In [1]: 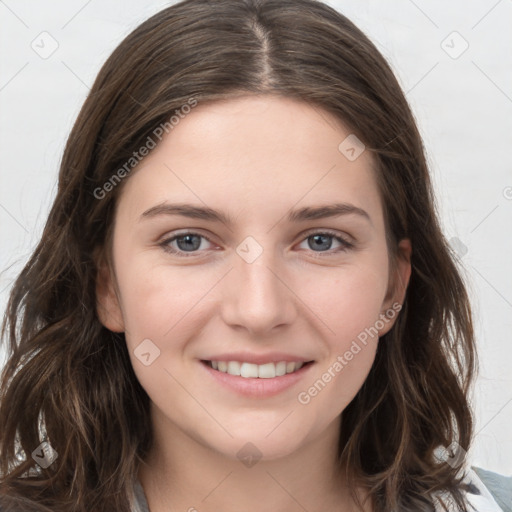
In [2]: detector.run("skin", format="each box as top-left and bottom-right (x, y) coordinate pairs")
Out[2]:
(96, 95), (411, 512)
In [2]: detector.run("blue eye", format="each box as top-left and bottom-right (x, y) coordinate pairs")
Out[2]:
(160, 230), (353, 257)
(298, 232), (353, 253)
(161, 233), (214, 255)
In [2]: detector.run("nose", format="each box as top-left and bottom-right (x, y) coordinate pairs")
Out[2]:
(220, 244), (297, 336)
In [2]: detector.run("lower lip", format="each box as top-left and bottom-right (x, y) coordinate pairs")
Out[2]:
(199, 360), (315, 398)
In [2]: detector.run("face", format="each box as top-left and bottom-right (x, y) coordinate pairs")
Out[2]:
(96, 95), (411, 462)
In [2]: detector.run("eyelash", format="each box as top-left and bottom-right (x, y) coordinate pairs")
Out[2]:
(159, 229), (354, 258)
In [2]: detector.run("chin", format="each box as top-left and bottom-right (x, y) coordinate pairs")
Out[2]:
(206, 427), (310, 463)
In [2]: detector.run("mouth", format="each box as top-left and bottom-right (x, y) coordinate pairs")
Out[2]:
(201, 359), (315, 378)
(199, 358), (316, 398)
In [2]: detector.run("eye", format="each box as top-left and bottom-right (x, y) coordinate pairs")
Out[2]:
(296, 230), (353, 255)
(160, 232), (216, 257)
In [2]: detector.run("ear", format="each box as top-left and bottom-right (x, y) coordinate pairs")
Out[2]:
(95, 251), (125, 333)
(378, 238), (412, 337)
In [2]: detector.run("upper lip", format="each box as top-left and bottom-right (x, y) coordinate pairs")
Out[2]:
(201, 352), (315, 365)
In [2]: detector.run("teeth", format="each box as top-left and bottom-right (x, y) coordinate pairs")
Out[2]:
(241, 362), (259, 378)
(209, 360), (307, 378)
(227, 361), (241, 376)
(275, 361), (287, 376)
(257, 362), (275, 378)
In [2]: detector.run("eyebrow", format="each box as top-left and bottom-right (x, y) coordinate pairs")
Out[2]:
(140, 202), (371, 225)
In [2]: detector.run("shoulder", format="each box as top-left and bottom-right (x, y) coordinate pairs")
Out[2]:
(438, 466), (511, 512)
(470, 466), (512, 512)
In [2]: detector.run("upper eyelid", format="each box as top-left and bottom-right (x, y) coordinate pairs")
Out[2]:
(160, 229), (215, 244)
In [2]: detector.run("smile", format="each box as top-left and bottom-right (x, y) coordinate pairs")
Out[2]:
(203, 360), (314, 378)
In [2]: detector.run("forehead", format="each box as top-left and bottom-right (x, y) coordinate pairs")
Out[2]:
(117, 95), (383, 228)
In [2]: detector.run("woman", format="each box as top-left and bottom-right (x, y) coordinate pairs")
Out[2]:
(0, 0), (508, 510)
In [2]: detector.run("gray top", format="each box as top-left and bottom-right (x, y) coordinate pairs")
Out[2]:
(473, 467), (512, 512)
(132, 466), (511, 512)
(133, 479), (150, 512)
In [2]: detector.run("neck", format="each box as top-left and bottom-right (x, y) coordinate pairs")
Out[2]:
(138, 410), (370, 512)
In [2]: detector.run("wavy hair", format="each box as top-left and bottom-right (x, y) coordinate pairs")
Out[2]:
(0, 0), (476, 510)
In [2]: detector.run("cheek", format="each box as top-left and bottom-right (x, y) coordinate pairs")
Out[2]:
(301, 254), (390, 342)
(114, 262), (214, 407)
(296, 291), (382, 422)
(116, 260), (210, 347)
(295, 256), (389, 412)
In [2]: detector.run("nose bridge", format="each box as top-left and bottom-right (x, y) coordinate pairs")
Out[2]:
(221, 235), (296, 333)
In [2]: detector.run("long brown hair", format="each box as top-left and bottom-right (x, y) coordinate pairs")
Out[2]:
(0, 0), (476, 510)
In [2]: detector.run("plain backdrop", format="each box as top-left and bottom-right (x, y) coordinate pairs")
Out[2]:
(1, 0), (511, 476)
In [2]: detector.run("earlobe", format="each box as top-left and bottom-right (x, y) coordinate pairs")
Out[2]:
(378, 238), (412, 337)
(95, 256), (125, 333)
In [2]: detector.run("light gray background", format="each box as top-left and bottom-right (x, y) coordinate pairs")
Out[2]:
(1, 0), (511, 475)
